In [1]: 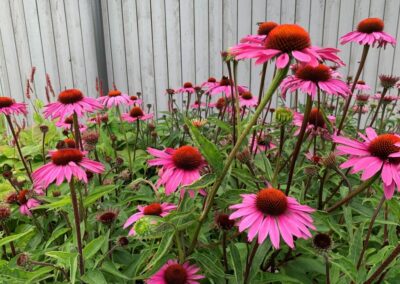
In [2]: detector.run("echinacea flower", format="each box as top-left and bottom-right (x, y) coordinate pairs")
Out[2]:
(239, 21), (279, 44)
(250, 135), (276, 154)
(379, 75), (399, 89)
(147, 146), (206, 195)
(293, 108), (335, 136)
(209, 97), (228, 111)
(121, 106), (153, 122)
(123, 202), (176, 236)
(333, 128), (400, 199)
(239, 91), (258, 107)
(206, 76), (248, 97)
(229, 188), (315, 248)
(32, 148), (105, 188)
(55, 115), (87, 132)
(96, 209), (119, 225)
(230, 24), (344, 68)
(0, 97), (27, 116)
(43, 89), (102, 121)
(16, 190), (40, 216)
(352, 105), (368, 114)
(340, 18), (396, 47)
(97, 89), (131, 108)
(190, 100), (207, 109)
(373, 93), (399, 104)
(175, 82), (196, 94)
(201, 77), (218, 89)
(127, 95), (143, 106)
(354, 80), (371, 91)
(280, 64), (350, 99)
(146, 259), (204, 284)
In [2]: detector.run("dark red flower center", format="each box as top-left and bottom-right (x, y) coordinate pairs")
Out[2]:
(172, 145), (203, 170)
(296, 64), (331, 82)
(0, 97), (14, 108)
(108, 90), (121, 97)
(219, 76), (232, 86)
(17, 190), (29, 205)
(130, 95), (138, 101)
(308, 108), (325, 128)
(64, 115), (74, 124)
(130, 106), (144, 118)
(313, 233), (332, 250)
(216, 98), (226, 110)
(208, 77), (216, 83)
(356, 94), (369, 102)
(265, 24), (311, 53)
(256, 188), (288, 216)
(357, 18), (384, 34)
(368, 134), (400, 164)
(64, 138), (76, 148)
(143, 203), (162, 216)
(183, 82), (193, 88)
(357, 80), (366, 85)
(97, 211), (118, 224)
(164, 264), (188, 284)
(217, 213), (235, 230)
(51, 149), (83, 165)
(58, 89), (83, 104)
(258, 21), (278, 36)
(241, 91), (253, 100)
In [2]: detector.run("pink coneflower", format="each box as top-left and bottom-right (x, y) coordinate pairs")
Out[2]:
(229, 188), (315, 248)
(250, 136), (276, 154)
(239, 21), (279, 44)
(333, 128), (400, 199)
(43, 89), (102, 121)
(340, 18), (396, 47)
(206, 76), (248, 97)
(127, 95), (143, 106)
(293, 108), (335, 136)
(0, 97), (27, 116)
(352, 105), (368, 114)
(354, 80), (371, 91)
(373, 93), (398, 103)
(239, 91), (258, 107)
(32, 148), (105, 188)
(201, 77), (218, 89)
(147, 146), (206, 195)
(175, 82), (196, 94)
(230, 24), (344, 68)
(190, 100), (207, 109)
(121, 106), (153, 122)
(123, 202), (176, 236)
(209, 97), (228, 110)
(146, 259), (204, 284)
(97, 89), (131, 108)
(356, 94), (370, 103)
(55, 115), (87, 132)
(280, 64), (350, 99)
(87, 113), (108, 125)
(17, 190), (40, 216)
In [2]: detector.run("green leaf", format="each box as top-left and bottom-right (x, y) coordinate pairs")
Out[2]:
(0, 228), (34, 247)
(191, 252), (226, 279)
(83, 235), (106, 260)
(82, 270), (108, 284)
(256, 273), (303, 283)
(101, 261), (131, 280)
(229, 244), (244, 284)
(182, 173), (216, 190)
(144, 233), (174, 271)
(84, 185), (115, 207)
(34, 197), (71, 210)
(184, 117), (224, 174)
(45, 227), (71, 249)
(45, 251), (77, 264)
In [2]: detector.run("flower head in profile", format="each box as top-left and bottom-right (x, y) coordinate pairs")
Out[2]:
(97, 89), (131, 108)
(379, 75), (400, 89)
(373, 93), (399, 104)
(44, 89), (102, 121)
(333, 128), (400, 199)
(250, 134), (276, 154)
(175, 82), (196, 94)
(146, 259), (204, 284)
(0, 97), (27, 116)
(352, 105), (368, 114)
(293, 108), (335, 136)
(239, 91), (258, 107)
(127, 95), (143, 106)
(121, 106), (153, 122)
(340, 18), (396, 47)
(239, 21), (279, 44)
(230, 24), (344, 68)
(229, 188), (315, 248)
(16, 190), (40, 216)
(123, 202), (176, 236)
(201, 77), (218, 89)
(280, 64), (350, 99)
(32, 148), (105, 188)
(147, 146), (206, 196)
(55, 115), (87, 132)
(354, 80), (371, 91)
(206, 76), (248, 97)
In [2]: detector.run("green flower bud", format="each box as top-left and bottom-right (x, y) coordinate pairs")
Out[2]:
(275, 107), (293, 124)
(133, 216), (159, 237)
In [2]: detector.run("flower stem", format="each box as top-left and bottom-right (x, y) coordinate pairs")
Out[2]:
(69, 179), (85, 276)
(356, 195), (385, 270)
(378, 103), (388, 133)
(285, 95), (313, 195)
(1, 221), (16, 256)
(133, 120), (140, 161)
(72, 112), (83, 150)
(244, 242), (259, 284)
(369, 87), (388, 128)
(188, 66), (288, 254)
(227, 61), (237, 145)
(116, 106), (133, 172)
(326, 174), (378, 213)
(42, 131), (46, 165)
(5, 115), (32, 182)
(325, 254), (331, 284)
(222, 231), (229, 276)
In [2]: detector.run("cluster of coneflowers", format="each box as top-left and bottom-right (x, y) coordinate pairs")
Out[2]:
(0, 17), (399, 283)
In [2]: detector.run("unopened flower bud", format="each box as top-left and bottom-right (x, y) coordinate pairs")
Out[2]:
(275, 107), (293, 124)
(322, 153), (336, 168)
(39, 125), (49, 134)
(216, 213), (235, 230)
(52, 190), (61, 197)
(96, 209), (119, 225)
(236, 149), (252, 164)
(304, 165), (318, 176)
(313, 233), (332, 251)
(17, 253), (30, 267)
(0, 203), (11, 220)
(117, 236), (129, 247)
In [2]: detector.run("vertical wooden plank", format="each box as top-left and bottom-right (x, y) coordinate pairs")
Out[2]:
(209, 0), (223, 80)
(50, 0), (73, 89)
(322, 0), (341, 48)
(236, 0), (252, 89)
(337, 0), (355, 77)
(37, 0), (61, 94)
(194, 0), (209, 84)
(79, 0), (99, 97)
(136, 0), (156, 109)
(222, 0), (238, 74)
(151, 0), (168, 112)
(0, 0), (24, 101)
(281, 0), (296, 24)
(0, 32), (11, 97)
(295, 0), (311, 31)
(180, 0), (195, 84)
(107, 0), (128, 92)
(309, 0), (326, 46)
(391, 5), (400, 78)
(266, 0), (281, 23)
(100, 0), (114, 90)
(22, 0), (46, 98)
(122, 0), (142, 95)
(64, 0), (88, 94)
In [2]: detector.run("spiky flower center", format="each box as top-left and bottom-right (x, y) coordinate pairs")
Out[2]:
(368, 134), (400, 164)
(58, 89), (83, 104)
(17, 190), (29, 205)
(143, 203), (162, 216)
(108, 90), (121, 97)
(356, 94), (369, 102)
(217, 213), (235, 230)
(313, 233), (332, 250)
(130, 106), (144, 118)
(258, 21), (278, 36)
(0, 97), (14, 108)
(63, 138), (76, 148)
(97, 210), (118, 224)
(208, 77), (216, 83)
(216, 98), (226, 110)
(183, 82), (193, 88)
(256, 188), (288, 216)
(308, 108), (325, 128)
(265, 24), (311, 53)
(241, 91), (253, 100)
(164, 264), (188, 284)
(172, 145), (203, 170)
(130, 95), (138, 101)
(296, 64), (331, 82)
(219, 76), (232, 86)
(51, 149), (83, 165)
(357, 80), (366, 85)
(357, 18), (384, 34)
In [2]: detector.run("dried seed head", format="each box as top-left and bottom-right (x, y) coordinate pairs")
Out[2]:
(379, 75), (399, 89)
(0, 203), (11, 220)
(236, 148), (252, 164)
(216, 213), (235, 230)
(322, 152), (337, 168)
(313, 233), (332, 251)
